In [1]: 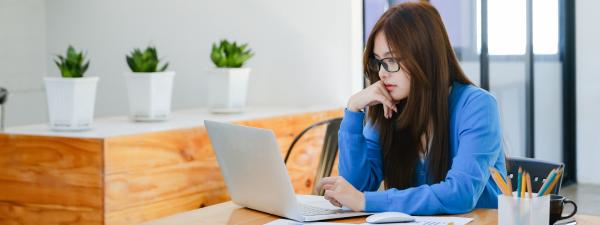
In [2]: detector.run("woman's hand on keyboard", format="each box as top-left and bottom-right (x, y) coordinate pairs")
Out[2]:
(316, 176), (365, 212)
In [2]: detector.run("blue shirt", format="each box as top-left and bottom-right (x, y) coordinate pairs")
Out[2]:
(338, 81), (506, 215)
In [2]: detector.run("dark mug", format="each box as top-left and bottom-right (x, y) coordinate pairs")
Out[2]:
(549, 194), (577, 225)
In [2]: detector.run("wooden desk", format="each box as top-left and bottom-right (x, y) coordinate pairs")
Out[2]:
(0, 106), (343, 225)
(141, 201), (600, 225)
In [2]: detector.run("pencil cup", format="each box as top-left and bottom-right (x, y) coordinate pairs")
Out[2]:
(498, 194), (550, 225)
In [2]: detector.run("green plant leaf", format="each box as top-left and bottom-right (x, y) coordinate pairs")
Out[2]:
(159, 62), (169, 72)
(210, 39), (253, 68)
(126, 46), (167, 73)
(81, 61), (90, 75)
(54, 46), (89, 78)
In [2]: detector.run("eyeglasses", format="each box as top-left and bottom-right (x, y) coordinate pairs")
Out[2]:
(368, 56), (401, 73)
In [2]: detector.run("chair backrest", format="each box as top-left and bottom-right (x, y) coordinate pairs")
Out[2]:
(506, 157), (564, 195)
(0, 87), (7, 104)
(0, 87), (7, 131)
(284, 117), (342, 195)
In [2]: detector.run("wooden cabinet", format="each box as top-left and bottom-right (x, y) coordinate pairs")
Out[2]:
(0, 108), (343, 225)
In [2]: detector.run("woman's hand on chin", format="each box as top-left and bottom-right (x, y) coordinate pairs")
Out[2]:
(347, 80), (397, 119)
(316, 176), (365, 212)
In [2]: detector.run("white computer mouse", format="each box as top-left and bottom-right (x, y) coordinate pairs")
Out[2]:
(365, 211), (415, 224)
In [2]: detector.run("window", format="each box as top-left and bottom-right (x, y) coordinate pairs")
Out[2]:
(476, 0), (559, 55)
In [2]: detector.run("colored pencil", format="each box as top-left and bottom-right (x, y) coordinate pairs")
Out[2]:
(517, 167), (523, 196)
(538, 169), (557, 196)
(538, 169), (554, 193)
(520, 171), (526, 198)
(526, 172), (533, 198)
(490, 170), (506, 195)
(543, 169), (563, 195)
(541, 169), (554, 187)
(489, 167), (509, 196)
(506, 173), (513, 196)
(525, 173), (533, 198)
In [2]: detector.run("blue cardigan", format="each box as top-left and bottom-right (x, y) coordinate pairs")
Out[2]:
(338, 81), (506, 215)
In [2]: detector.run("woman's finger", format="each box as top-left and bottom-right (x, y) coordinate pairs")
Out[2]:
(374, 93), (396, 110)
(326, 198), (342, 207)
(382, 97), (390, 118)
(374, 95), (397, 114)
(376, 82), (394, 103)
(324, 194), (341, 207)
(371, 93), (390, 118)
(330, 199), (342, 208)
(324, 195), (333, 201)
(376, 84), (397, 114)
(322, 184), (335, 191)
(316, 177), (337, 192)
(324, 190), (342, 207)
(382, 100), (389, 118)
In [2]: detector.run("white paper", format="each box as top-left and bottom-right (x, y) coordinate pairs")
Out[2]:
(359, 216), (473, 225)
(264, 219), (351, 225)
(265, 216), (473, 225)
(413, 216), (473, 225)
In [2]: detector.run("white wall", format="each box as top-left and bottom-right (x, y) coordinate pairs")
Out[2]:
(0, 0), (48, 126)
(576, 0), (600, 184)
(1, 0), (363, 127)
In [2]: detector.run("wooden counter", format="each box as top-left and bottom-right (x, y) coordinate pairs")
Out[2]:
(0, 106), (343, 225)
(141, 201), (600, 225)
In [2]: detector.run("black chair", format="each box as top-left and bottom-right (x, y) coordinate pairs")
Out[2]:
(506, 157), (564, 195)
(284, 117), (342, 195)
(0, 87), (7, 131)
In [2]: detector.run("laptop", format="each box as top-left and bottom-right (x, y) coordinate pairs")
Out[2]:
(204, 120), (370, 222)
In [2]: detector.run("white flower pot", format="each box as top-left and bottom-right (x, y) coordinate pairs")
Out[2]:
(44, 77), (99, 131)
(208, 68), (251, 114)
(125, 71), (175, 121)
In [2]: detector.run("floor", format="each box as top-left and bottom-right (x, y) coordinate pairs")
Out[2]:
(560, 183), (600, 216)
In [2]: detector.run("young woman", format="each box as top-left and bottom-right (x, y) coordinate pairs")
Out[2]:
(316, 2), (506, 215)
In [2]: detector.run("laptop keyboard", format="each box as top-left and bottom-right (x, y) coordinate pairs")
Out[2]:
(299, 203), (341, 216)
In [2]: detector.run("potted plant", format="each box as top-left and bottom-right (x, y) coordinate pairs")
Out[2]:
(44, 45), (98, 131)
(125, 46), (174, 121)
(208, 39), (254, 113)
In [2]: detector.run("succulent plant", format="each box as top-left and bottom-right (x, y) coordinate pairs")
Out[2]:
(126, 46), (169, 73)
(210, 39), (254, 68)
(54, 45), (90, 78)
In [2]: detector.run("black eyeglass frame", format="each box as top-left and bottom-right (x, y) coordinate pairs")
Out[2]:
(368, 56), (401, 73)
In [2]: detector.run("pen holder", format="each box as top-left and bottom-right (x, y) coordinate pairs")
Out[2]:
(498, 194), (550, 225)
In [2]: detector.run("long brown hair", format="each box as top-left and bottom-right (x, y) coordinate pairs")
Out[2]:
(363, 2), (473, 189)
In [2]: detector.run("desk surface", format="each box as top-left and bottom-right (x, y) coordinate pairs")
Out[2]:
(141, 201), (600, 225)
(3, 105), (340, 138)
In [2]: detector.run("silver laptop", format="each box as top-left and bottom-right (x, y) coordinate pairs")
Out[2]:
(204, 120), (370, 222)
